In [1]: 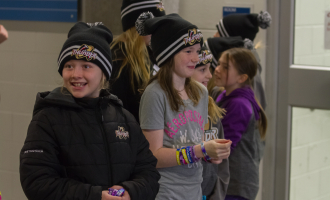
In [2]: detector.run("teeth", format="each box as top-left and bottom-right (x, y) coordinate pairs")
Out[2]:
(73, 83), (84, 87)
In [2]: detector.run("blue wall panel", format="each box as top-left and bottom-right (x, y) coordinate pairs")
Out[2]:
(0, 0), (77, 22)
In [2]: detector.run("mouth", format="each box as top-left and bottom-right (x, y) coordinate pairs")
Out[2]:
(187, 66), (195, 69)
(202, 81), (209, 86)
(71, 82), (87, 89)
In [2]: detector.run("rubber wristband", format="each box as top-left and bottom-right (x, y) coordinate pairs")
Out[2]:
(182, 148), (189, 164)
(176, 148), (181, 165)
(186, 146), (193, 163)
(203, 156), (212, 163)
(201, 142), (211, 160)
(180, 153), (186, 165)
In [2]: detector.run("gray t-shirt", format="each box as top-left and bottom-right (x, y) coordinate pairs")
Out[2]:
(140, 80), (208, 200)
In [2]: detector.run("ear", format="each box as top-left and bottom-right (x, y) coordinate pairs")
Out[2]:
(238, 74), (248, 84)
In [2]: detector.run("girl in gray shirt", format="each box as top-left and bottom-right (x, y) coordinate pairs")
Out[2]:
(136, 13), (232, 200)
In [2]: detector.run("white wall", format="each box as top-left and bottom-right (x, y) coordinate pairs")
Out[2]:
(290, 108), (330, 200)
(294, 0), (330, 67)
(0, 28), (67, 200)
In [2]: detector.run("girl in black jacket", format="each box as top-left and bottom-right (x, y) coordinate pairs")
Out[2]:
(19, 22), (160, 200)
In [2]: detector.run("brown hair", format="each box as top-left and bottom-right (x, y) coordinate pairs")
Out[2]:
(222, 48), (267, 139)
(208, 96), (226, 123)
(111, 27), (150, 93)
(144, 58), (203, 112)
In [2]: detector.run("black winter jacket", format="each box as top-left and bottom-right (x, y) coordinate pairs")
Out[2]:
(20, 87), (160, 200)
(110, 43), (143, 123)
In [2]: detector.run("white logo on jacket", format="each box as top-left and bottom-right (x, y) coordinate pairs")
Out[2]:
(115, 126), (129, 139)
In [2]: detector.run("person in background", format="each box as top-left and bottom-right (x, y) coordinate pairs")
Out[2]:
(192, 46), (229, 200)
(204, 36), (251, 95)
(0, 24), (8, 44)
(213, 48), (268, 200)
(110, 0), (166, 123)
(137, 12), (232, 200)
(19, 22), (160, 200)
(205, 36), (254, 98)
(213, 11), (271, 110)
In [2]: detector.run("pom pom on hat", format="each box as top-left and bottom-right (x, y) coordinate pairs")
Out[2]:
(121, 0), (165, 32)
(135, 12), (154, 36)
(243, 38), (254, 50)
(216, 10), (272, 41)
(258, 11), (272, 29)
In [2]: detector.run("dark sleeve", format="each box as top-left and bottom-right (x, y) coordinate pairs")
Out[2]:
(222, 99), (252, 151)
(110, 60), (141, 123)
(20, 113), (102, 200)
(119, 128), (160, 200)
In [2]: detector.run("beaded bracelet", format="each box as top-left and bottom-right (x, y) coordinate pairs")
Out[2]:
(201, 142), (211, 160)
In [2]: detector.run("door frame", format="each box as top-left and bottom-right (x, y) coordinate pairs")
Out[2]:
(263, 0), (330, 199)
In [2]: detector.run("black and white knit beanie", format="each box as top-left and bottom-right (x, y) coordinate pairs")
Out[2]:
(195, 46), (213, 68)
(135, 13), (203, 67)
(121, 0), (166, 32)
(205, 37), (254, 68)
(57, 22), (113, 80)
(216, 11), (272, 41)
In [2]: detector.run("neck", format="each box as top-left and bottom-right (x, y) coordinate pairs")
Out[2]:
(225, 84), (243, 96)
(172, 72), (186, 91)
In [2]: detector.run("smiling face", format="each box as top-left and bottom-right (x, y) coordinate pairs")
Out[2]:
(173, 43), (201, 79)
(192, 63), (212, 87)
(214, 53), (244, 94)
(62, 60), (104, 98)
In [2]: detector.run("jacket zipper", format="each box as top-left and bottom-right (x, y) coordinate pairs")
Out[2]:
(96, 104), (113, 187)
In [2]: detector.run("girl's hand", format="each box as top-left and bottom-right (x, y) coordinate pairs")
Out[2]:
(102, 185), (131, 200)
(204, 139), (232, 160)
(210, 158), (223, 164)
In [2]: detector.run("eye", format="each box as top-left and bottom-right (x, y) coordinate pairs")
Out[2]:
(83, 65), (90, 69)
(186, 50), (191, 53)
(64, 65), (73, 69)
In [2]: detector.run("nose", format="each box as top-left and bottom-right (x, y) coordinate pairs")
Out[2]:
(192, 53), (200, 64)
(72, 66), (83, 78)
(206, 69), (212, 79)
(214, 65), (221, 75)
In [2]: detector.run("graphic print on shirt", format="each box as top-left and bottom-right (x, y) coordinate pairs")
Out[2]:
(165, 110), (204, 139)
(204, 115), (218, 142)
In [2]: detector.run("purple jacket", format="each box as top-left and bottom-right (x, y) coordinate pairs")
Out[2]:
(216, 86), (261, 151)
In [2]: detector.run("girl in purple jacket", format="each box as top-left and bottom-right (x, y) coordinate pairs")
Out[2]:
(213, 48), (267, 200)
